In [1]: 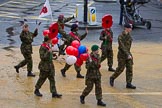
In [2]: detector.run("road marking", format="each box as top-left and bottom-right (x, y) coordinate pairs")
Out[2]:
(0, 0), (41, 19)
(0, 14), (20, 19)
(0, 0), (12, 7)
(0, 0), (93, 21)
(63, 92), (162, 95)
(0, 11), (19, 15)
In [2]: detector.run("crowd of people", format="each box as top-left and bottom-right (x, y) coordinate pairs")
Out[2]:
(14, 12), (136, 107)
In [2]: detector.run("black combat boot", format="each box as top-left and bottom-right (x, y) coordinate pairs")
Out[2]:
(52, 93), (62, 98)
(34, 89), (43, 97)
(14, 66), (19, 73)
(27, 71), (35, 77)
(108, 67), (115, 72)
(97, 99), (106, 107)
(126, 83), (136, 89)
(110, 77), (114, 87)
(61, 69), (66, 77)
(76, 71), (84, 78)
(80, 95), (85, 104)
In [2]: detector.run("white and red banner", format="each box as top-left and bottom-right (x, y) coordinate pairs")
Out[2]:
(39, 0), (52, 18)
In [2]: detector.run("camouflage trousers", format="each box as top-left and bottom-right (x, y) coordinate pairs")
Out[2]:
(35, 70), (57, 93)
(111, 58), (133, 83)
(63, 63), (81, 73)
(17, 53), (33, 72)
(100, 49), (113, 67)
(81, 78), (102, 100)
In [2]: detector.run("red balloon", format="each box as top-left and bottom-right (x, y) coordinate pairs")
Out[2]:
(73, 47), (79, 57)
(52, 37), (58, 45)
(49, 22), (58, 39)
(75, 58), (83, 67)
(43, 29), (50, 36)
(80, 53), (89, 61)
(102, 14), (113, 29)
(66, 46), (75, 55)
(71, 40), (80, 48)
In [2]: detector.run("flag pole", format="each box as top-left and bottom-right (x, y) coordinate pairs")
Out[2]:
(49, 0), (53, 22)
(51, 12), (53, 22)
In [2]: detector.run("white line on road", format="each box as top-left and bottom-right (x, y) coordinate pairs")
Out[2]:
(0, 1), (12, 7)
(63, 92), (162, 95)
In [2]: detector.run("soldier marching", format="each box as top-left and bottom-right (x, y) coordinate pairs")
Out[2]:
(13, 14), (136, 107)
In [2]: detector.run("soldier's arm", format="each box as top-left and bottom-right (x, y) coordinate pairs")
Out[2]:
(110, 29), (113, 38)
(64, 16), (74, 23)
(99, 31), (106, 40)
(118, 36), (130, 56)
(39, 47), (50, 61)
(32, 28), (38, 38)
(79, 32), (87, 40)
(79, 27), (88, 40)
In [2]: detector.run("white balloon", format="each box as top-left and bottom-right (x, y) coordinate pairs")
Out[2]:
(52, 45), (59, 52)
(65, 55), (77, 65)
(58, 39), (64, 45)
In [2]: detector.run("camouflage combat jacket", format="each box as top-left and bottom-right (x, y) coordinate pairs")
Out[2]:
(57, 16), (74, 38)
(38, 43), (55, 73)
(85, 52), (101, 79)
(118, 31), (132, 59)
(100, 29), (113, 50)
(63, 31), (87, 46)
(20, 29), (38, 54)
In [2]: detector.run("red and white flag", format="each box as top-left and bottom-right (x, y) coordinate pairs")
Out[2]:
(39, 0), (52, 18)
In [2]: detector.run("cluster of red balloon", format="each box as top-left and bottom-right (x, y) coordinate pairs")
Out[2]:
(65, 40), (89, 66)
(42, 23), (59, 45)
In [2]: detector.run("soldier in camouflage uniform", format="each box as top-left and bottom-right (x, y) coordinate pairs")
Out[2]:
(80, 45), (106, 107)
(61, 24), (88, 78)
(100, 28), (115, 72)
(14, 24), (38, 77)
(34, 36), (62, 98)
(110, 24), (136, 89)
(57, 14), (74, 55)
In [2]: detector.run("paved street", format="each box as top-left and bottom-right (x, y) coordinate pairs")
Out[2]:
(0, 0), (162, 108)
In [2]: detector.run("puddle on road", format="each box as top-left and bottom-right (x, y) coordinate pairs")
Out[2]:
(2, 46), (15, 51)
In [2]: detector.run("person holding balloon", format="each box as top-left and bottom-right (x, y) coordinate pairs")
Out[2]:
(100, 15), (115, 72)
(61, 23), (88, 78)
(14, 24), (38, 77)
(34, 36), (62, 98)
(57, 14), (75, 55)
(80, 45), (106, 107)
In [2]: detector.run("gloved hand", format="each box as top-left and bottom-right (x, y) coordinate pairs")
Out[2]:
(72, 15), (75, 19)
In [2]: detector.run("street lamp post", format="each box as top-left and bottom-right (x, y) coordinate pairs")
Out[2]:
(84, 0), (88, 23)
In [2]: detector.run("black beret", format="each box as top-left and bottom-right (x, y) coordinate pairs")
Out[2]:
(71, 24), (78, 31)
